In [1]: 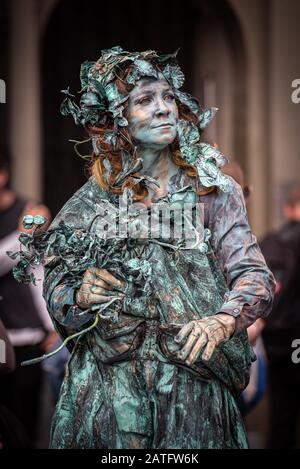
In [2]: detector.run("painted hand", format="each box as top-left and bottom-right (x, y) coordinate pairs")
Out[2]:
(75, 267), (125, 309)
(174, 313), (236, 365)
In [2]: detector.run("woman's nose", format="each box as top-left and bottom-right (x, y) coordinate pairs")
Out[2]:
(154, 98), (170, 116)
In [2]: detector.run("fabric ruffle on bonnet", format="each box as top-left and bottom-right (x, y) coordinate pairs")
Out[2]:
(60, 45), (234, 194)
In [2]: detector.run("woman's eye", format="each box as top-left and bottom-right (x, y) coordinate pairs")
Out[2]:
(165, 94), (175, 101)
(138, 97), (152, 105)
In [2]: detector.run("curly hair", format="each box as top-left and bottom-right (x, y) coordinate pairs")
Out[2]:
(85, 64), (214, 201)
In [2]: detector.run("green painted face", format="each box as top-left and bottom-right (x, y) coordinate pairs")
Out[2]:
(127, 74), (179, 149)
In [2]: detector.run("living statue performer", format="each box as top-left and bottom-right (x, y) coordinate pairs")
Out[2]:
(11, 46), (276, 449)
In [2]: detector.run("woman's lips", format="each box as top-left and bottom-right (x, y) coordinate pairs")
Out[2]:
(152, 123), (173, 128)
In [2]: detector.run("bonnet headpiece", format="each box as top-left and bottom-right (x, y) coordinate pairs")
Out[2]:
(61, 46), (233, 193)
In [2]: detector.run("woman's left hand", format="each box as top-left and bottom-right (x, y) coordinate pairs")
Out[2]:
(174, 313), (236, 365)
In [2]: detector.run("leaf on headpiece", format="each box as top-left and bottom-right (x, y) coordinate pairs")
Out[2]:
(105, 82), (119, 103)
(199, 107), (218, 130)
(82, 108), (103, 126)
(61, 85), (104, 125)
(61, 95), (102, 126)
(177, 120), (200, 145)
(139, 49), (158, 60)
(89, 79), (107, 102)
(157, 48), (180, 64)
(176, 120), (200, 165)
(174, 90), (202, 119)
(61, 87), (75, 98)
(117, 116), (128, 127)
(102, 46), (125, 58)
(133, 59), (158, 79)
(80, 92), (103, 109)
(80, 61), (96, 89)
(126, 68), (142, 85)
(105, 83), (129, 120)
(60, 97), (80, 122)
(162, 63), (185, 89)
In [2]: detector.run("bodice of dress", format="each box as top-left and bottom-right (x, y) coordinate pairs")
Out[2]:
(43, 170), (275, 396)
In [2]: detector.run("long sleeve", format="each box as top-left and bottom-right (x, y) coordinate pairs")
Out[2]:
(43, 260), (90, 333)
(0, 231), (20, 277)
(29, 265), (54, 331)
(42, 178), (104, 340)
(206, 177), (276, 335)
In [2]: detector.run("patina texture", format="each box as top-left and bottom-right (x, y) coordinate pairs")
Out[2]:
(9, 46), (276, 449)
(41, 169), (275, 449)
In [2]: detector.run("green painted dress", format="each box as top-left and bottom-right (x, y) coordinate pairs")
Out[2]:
(43, 170), (275, 449)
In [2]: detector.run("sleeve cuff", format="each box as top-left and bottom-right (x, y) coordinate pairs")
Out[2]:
(51, 286), (93, 330)
(215, 303), (244, 337)
(216, 303), (243, 318)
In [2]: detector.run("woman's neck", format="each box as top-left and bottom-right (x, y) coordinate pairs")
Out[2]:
(137, 145), (180, 203)
(138, 146), (170, 177)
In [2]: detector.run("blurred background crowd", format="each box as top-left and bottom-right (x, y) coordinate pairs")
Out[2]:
(0, 0), (300, 449)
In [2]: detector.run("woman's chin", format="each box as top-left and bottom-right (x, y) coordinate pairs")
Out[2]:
(151, 135), (176, 147)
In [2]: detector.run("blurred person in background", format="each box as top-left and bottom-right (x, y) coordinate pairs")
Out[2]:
(0, 319), (30, 448)
(0, 148), (58, 447)
(0, 319), (15, 375)
(260, 183), (300, 449)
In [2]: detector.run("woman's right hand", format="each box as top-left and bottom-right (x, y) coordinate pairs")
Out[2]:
(75, 267), (125, 309)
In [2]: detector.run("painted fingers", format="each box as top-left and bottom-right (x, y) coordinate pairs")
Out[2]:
(174, 315), (236, 365)
(76, 267), (125, 309)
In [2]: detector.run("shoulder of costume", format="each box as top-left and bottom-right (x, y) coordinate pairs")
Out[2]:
(201, 174), (245, 209)
(48, 176), (111, 231)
